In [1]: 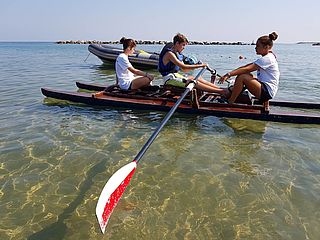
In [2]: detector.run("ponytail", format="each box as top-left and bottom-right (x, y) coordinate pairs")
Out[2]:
(119, 37), (136, 50)
(269, 32), (278, 41)
(258, 32), (278, 47)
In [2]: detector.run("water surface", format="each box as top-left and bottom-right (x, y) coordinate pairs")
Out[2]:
(0, 42), (320, 239)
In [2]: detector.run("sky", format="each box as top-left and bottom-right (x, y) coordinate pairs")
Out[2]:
(1, 0), (319, 43)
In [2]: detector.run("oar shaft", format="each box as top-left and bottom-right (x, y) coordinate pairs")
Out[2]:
(95, 67), (208, 234)
(134, 67), (207, 163)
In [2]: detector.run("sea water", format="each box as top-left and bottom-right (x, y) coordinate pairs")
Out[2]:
(0, 42), (320, 239)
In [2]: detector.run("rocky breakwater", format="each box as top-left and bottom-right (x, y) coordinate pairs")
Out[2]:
(56, 40), (115, 44)
(56, 40), (253, 45)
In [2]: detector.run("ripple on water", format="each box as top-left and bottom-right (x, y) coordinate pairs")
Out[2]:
(1, 43), (320, 239)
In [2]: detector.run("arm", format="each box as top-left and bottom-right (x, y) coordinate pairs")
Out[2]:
(219, 63), (259, 83)
(166, 51), (206, 72)
(128, 66), (154, 81)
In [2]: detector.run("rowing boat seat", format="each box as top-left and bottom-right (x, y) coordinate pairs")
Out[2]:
(162, 84), (186, 95)
(234, 90), (254, 105)
(252, 98), (270, 113)
(104, 84), (119, 92)
(262, 100), (270, 113)
(98, 84), (161, 98)
(103, 84), (159, 93)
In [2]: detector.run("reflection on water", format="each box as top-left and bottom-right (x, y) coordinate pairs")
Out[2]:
(1, 43), (320, 239)
(223, 118), (267, 134)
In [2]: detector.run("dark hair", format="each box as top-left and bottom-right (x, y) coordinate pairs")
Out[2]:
(119, 37), (136, 50)
(173, 33), (189, 44)
(257, 32), (278, 47)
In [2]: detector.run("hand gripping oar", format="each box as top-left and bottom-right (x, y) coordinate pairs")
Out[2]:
(207, 67), (233, 86)
(96, 67), (208, 234)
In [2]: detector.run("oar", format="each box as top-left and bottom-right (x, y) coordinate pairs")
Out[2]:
(96, 67), (208, 234)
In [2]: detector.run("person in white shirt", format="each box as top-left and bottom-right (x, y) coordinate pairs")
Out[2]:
(219, 32), (280, 103)
(116, 38), (154, 90)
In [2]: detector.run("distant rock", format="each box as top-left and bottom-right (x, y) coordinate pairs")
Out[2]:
(55, 40), (252, 45)
(296, 42), (320, 46)
(297, 42), (318, 45)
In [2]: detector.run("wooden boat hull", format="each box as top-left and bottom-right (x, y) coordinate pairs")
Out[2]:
(88, 44), (158, 69)
(41, 87), (320, 124)
(75, 81), (320, 110)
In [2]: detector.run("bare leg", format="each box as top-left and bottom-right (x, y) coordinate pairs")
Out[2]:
(198, 77), (217, 87)
(196, 81), (226, 94)
(228, 74), (262, 103)
(187, 76), (229, 95)
(131, 76), (151, 90)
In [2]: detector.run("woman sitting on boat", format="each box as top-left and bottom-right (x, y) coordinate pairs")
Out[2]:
(116, 38), (154, 90)
(158, 33), (228, 95)
(219, 32), (280, 104)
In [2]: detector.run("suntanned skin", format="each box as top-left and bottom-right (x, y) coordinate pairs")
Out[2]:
(219, 41), (272, 103)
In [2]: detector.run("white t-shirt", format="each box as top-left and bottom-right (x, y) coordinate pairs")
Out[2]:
(254, 52), (280, 98)
(115, 53), (134, 90)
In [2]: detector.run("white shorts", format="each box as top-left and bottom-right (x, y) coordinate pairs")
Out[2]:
(163, 73), (188, 88)
(118, 79), (132, 90)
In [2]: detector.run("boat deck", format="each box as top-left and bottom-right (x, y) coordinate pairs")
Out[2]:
(41, 83), (320, 124)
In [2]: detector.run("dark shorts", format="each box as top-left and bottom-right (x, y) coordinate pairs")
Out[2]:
(260, 82), (272, 101)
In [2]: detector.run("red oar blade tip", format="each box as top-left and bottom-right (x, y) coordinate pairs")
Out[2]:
(96, 161), (137, 234)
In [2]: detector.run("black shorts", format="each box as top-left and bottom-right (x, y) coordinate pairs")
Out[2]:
(260, 82), (272, 101)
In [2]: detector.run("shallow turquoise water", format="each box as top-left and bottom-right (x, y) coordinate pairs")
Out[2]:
(0, 42), (320, 239)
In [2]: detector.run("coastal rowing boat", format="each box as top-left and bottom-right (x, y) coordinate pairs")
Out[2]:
(41, 82), (320, 124)
(75, 81), (320, 110)
(88, 44), (159, 68)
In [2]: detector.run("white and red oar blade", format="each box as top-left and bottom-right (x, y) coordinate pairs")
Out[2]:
(96, 161), (137, 234)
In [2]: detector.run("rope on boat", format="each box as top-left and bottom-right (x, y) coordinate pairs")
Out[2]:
(83, 52), (91, 62)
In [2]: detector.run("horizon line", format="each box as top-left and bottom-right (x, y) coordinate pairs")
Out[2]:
(1, 40), (318, 45)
